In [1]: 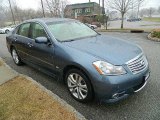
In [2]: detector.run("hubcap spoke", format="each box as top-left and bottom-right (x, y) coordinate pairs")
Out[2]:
(68, 75), (76, 84)
(68, 83), (77, 88)
(79, 84), (87, 89)
(71, 87), (77, 93)
(77, 88), (83, 99)
(79, 87), (88, 93)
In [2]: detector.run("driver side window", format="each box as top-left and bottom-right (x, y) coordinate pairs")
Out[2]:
(30, 23), (47, 39)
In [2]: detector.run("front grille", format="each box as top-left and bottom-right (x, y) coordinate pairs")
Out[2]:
(127, 54), (148, 74)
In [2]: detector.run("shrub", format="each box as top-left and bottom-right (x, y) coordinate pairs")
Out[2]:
(130, 29), (144, 33)
(151, 29), (160, 38)
(95, 15), (103, 23)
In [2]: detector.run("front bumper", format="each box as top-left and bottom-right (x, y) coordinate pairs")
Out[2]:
(91, 66), (150, 103)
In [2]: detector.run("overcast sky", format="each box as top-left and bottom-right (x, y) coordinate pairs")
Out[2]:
(16, 0), (160, 10)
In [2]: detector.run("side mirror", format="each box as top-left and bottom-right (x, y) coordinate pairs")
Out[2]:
(35, 37), (48, 44)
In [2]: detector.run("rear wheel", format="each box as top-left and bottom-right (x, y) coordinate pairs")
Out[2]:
(11, 48), (23, 65)
(65, 69), (93, 103)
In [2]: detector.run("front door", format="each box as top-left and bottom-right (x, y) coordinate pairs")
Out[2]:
(26, 22), (56, 73)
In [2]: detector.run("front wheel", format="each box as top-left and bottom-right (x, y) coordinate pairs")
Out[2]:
(11, 48), (23, 66)
(65, 69), (93, 103)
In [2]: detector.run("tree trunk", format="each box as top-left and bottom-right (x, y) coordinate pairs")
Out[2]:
(121, 13), (124, 29)
(8, 0), (15, 24)
(137, 2), (140, 18)
(41, 0), (45, 18)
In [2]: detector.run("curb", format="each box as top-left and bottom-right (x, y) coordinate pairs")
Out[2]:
(21, 74), (86, 120)
(148, 33), (160, 42)
(96, 29), (150, 33)
(0, 58), (86, 120)
(0, 58), (19, 85)
(0, 57), (18, 75)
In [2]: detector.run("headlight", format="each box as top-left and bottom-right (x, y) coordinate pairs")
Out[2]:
(93, 61), (126, 75)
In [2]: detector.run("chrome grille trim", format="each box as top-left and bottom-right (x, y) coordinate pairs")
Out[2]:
(126, 54), (148, 74)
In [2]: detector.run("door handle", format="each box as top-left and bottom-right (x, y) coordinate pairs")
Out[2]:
(27, 43), (33, 47)
(13, 37), (17, 41)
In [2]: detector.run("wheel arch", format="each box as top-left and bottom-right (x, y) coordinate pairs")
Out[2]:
(63, 64), (95, 95)
(10, 45), (15, 53)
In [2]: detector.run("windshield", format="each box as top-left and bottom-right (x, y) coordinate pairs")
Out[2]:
(47, 21), (98, 42)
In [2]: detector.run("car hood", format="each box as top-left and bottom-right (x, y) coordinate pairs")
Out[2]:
(63, 35), (142, 65)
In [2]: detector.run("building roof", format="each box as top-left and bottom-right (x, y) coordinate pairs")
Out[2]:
(66, 2), (99, 9)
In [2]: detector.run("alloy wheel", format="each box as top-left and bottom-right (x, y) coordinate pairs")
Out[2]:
(67, 73), (88, 100)
(12, 49), (19, 64)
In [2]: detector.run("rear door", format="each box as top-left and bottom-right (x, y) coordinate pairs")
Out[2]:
(14, 22), (31, 61)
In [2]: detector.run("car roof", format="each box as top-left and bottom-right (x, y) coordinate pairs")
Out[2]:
(25, 18), (76, 24)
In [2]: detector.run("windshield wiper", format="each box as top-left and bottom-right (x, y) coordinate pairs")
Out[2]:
(62, 39), (76, 42)
(62, 34), (99, 42)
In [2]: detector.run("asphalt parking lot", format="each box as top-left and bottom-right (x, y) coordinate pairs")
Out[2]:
(108, 20), (160, 29)
(0, 32), (160, 120)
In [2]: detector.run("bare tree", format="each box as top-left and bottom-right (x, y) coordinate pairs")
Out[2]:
(45, 0), (54, 16)
(158, 6), (160, 14)
(8, 0), (15, 24)
(44, 0), (60, 17)
(44, 0), (68, 17)
(147, 7), (156, 17)
(137, 0), (145, 18)
(64, 5), (73, 18)
(41, 0), (45, 17)
(108, 0), (138, 28)
(60, 0), (68, 18)
(10, 0), (24, 22)
(0, 0), (6, 27)
(0, 0), (69, 26)
(139, 8), (147, 17)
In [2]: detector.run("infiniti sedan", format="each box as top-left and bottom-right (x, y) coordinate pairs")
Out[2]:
(6, 18), (150, 103)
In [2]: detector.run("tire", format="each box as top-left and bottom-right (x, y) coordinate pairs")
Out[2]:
(11, 48), (23, 66)
(65, 69), (93, 103)
(91, 26), (94, 29)
(5, 30), (9, 34)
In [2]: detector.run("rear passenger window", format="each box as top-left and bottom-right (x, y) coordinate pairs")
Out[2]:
(18, 23), (30, 37)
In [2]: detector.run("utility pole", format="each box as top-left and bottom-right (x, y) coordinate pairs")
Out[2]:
(41, 0), (45, 17)
(137, 0), (142, 18)
(99, 0), (101, 15)
(8, 0), (15, 24)
(102, 0), (105, 25)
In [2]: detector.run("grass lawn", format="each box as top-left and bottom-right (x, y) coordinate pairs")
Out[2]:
(0, 60), (3, 66)
(0, 76), (78, 120)
(143, 17), (160, 22)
